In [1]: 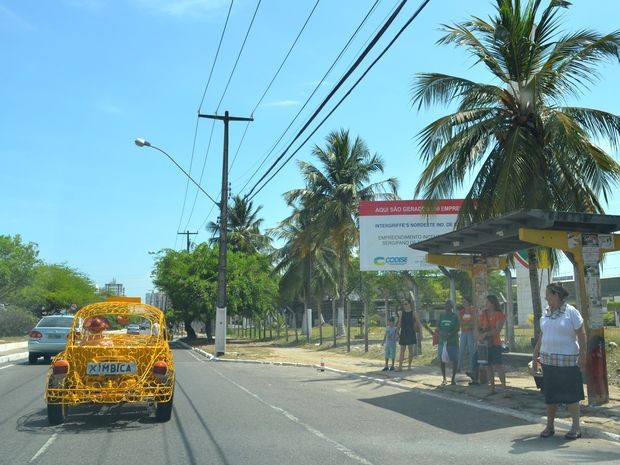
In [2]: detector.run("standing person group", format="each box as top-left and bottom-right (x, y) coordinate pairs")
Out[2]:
(533, 283), (586, 440)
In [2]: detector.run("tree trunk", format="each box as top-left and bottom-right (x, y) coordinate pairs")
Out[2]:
(332, 298), (337, 347)
(338, 252), (346, 336)
(306, 258), (313, 342)
(346, 298), (351, 353)
(364, 299), (368, 352)
(204, 318), (213, 342)
(317, 294), (323, 345)
(528, 249), (543, 343)
(293, 310), (299, 343)
(184, 320), (197, 339)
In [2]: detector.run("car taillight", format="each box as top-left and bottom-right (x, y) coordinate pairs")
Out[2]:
(153, 361), (168, 376)
(30, 330), (43, 339)
(52, 360), (70, 375)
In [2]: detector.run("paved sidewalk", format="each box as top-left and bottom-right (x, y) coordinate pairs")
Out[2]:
(182, 340), (620, 443)
(0, 341), (27, 364)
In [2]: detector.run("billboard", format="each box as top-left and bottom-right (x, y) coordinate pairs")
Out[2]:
(359, 199), (462, 271)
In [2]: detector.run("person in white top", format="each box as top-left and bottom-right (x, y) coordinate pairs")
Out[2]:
(532, 283), (586, 440)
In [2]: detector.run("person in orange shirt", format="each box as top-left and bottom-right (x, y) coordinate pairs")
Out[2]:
(478, 295), (507, 395)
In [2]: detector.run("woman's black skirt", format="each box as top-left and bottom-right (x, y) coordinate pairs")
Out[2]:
(541, 364), (585, 405)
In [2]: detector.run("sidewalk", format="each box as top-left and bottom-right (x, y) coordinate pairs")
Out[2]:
(184, 339), (620, 442)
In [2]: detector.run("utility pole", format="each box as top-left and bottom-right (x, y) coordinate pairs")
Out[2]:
(177, 230), (197, 252)
(198, 111), (253, 355)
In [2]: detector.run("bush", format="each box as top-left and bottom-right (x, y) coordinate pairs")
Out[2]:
(0, 306), (38, 337)
(604, 311), (617, 327)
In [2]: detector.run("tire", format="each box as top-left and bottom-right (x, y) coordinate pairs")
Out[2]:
(47, 403), (67, 425)
(28, 353), (38, 365)
(155, 391), (174, 422)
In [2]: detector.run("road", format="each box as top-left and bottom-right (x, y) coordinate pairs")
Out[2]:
(1, 343), (619, 465)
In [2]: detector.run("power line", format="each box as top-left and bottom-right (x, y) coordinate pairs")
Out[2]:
(215, 0), (262, 113)
(176, 0), (233, 246)
(244, 0), (410, 200)
(198, 0), (234, 113)
(229, 0), (322, 174)
(246, 0), (433, 202)
(234, 0), (382, 195)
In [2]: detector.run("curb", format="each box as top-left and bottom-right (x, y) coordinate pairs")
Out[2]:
(0, 341), (28, 352)
(176, 340), (620, 443)
(0, 351), (28, 364)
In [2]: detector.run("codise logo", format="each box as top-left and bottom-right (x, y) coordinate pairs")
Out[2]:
(374, 256), (408, 266)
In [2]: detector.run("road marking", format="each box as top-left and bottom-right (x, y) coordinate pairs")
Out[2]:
(214, 368), (376, 465)
(0, 364), (14, 370)
(30, 433), (57, 463)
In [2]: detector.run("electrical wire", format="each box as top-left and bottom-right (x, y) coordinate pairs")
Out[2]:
(175, 0), (233, 246)
(244, 0), (410, 200)
(234, 0), (382, 195)
(229, 0), (321, 174)
(246, 0), (433, 202)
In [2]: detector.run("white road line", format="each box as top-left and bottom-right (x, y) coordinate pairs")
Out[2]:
(213, 367), (376, 465)
(0, 364), (14, 370)
(30, 433), (58, 463)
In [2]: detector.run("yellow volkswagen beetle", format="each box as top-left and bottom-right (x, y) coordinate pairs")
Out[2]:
(45, 298), (175, 425)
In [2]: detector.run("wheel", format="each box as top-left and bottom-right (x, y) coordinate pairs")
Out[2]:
(155, 391), (174, 422)
(28, 353), (38, 364)
(47, 403), (67, 425)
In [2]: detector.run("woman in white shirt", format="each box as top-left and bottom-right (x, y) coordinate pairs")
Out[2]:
(532, 283), (586, 440)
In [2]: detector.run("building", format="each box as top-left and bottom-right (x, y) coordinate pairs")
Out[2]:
(104, 279), (125, 297)
(146, 291), (170, 312)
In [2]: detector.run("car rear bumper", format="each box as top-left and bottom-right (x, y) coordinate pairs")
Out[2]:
(28, 341), (66, 355)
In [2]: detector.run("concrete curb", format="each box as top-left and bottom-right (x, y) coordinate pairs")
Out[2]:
(0, 351), (28, 364)
(176, 340), (620, 443)
(0, 341), (28, 352)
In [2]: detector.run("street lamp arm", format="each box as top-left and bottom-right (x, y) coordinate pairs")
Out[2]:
(134, 138), (219, 207)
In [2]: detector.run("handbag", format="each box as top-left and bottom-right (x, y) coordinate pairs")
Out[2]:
(476, 341), (489, 365)
(441, 342), (451, 363)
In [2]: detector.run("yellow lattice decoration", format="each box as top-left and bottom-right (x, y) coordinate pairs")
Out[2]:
(45, 301), (174, 405)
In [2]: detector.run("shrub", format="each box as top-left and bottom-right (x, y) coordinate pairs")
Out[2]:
(604, 311), (617, 327)
(0, 306), (38, 337)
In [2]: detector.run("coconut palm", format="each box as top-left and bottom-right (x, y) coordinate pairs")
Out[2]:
(412, 0), (620, 335)
(208, 194), (271, 254)
(286, 129), (398, 337)
(270, 202), (338, 344)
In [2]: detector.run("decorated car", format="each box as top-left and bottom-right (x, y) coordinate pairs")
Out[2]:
(44, 298), (174, 425)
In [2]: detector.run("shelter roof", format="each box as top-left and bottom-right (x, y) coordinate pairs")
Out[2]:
(409, 209), (620, 256)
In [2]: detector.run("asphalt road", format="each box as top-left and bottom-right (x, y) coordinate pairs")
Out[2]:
(1, 343), (619, 465)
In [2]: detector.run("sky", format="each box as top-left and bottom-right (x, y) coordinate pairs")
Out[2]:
(1, 0), (619, 299)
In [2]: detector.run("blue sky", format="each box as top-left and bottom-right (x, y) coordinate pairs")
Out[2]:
(1, 0), (619, 299)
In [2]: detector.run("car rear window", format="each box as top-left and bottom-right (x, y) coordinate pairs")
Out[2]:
(37, 317), (73, 328)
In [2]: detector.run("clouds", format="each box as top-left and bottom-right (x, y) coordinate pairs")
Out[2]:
(263, 100), (300, 108)
(131, 0), (231, 19)
(0, 4), (34, 31)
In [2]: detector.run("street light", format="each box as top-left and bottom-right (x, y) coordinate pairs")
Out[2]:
(134, 138), (219, 207)
(135, 137), (226, 352)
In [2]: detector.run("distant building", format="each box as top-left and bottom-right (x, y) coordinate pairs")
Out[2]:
(146, 291), (170, 312)
(104, 279), (125, 296)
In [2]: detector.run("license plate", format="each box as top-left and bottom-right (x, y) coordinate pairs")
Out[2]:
(48, 333), (62, 339)
(87, 362), (137, 375)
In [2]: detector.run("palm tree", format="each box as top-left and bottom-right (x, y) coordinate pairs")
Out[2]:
(412, 0), (620, 336)
(271, 201), (338, 344)
(208, 195), (271, 254)
(286, 129), (398, 338)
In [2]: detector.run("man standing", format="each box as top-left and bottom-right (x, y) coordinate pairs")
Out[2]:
(438, 299), (460, 385)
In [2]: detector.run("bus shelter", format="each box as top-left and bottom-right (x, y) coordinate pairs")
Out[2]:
(410, 209), (620, 405)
